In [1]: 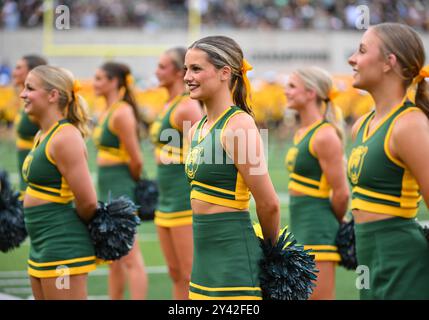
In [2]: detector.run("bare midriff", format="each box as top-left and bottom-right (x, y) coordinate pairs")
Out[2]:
(352, 209), (396, 224)
(23, 194), (51, 208)
(191, 199), (247, 215)
(97, 157), (128, 167)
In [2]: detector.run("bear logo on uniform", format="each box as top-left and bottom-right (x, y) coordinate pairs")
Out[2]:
(185, 146), (204, 180)
(285, 147), (299, 173)
(348, 145), (368, 185)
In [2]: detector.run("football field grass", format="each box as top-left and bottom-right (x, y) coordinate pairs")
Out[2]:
(1, 132), (428, 300)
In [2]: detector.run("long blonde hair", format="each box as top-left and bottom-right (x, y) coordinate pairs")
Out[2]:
(372, 22), (429, 118)
(294, 66), (344, 141)
(31, 65), (90, 137)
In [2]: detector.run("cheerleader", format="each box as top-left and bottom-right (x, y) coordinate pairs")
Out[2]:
(284, 66), (349, 299)
(184, 36), (280, 300)
(20, 65), (96, 299)
(93, 62), (147, 299)
(151, 47), (203, 299)
(348, 22), (429, 299)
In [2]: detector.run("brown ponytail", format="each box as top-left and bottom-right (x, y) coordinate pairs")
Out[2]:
(189, 36), (253, 115)
(372, 23), (429, 119)
(100, 62), (141, 125)
(231, 72), (253, 115)
(415, 79), (429, 118)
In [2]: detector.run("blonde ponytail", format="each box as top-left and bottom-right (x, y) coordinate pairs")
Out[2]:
(323, 98), (345, 142)
(67, 93), (91, 138)
(294, 66), (344, 141)
(30, 65), (91, 137)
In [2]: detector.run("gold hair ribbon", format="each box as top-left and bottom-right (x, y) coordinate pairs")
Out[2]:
(412, 65), (429, 85)
(328, 87), (340, 101)
(408, 65), (429, 102)
(126, 74), (134, 87)
(73, 80), (82, 94)
(241, 58), (253, 106)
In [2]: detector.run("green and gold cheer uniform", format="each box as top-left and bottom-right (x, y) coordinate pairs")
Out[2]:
(285, 119), (341, 262)
(348, 99), (429, 299)
(15, 106), (39, 195)
(93, 102), (136, 202)
(22, 119), (96, 278)
(149, 94), (192, 227)
(185, 106), (262, 300)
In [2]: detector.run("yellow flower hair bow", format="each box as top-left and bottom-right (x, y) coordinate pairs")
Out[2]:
(126, 74), (134, 87)
(73, 80), (82, 94)
(407, 65), (429, 102)
(328, 87), (340, 102)
(412, 65), (429, 85)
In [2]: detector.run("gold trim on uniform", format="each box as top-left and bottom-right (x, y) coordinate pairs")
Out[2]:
(308, 123), (332, 158)
(16, 138), (34, 150)
(191, 180), (236, 195)
(97, 148), (130, 163)
(28, 256), (96, 267)
(352, 186), (420, 208)
(293, 119), (323, 145)
(351, 198), (417, 218)
(154, 210), (193, 227)
(45, 123), (71, 165)
(189, 282), (262, 300)
(28, 264), (96, 278)
(26, 187), (74, 204)
(190, 190), (249, 210)
(288, 173), (331, 198)
(190, 282), (261, 292)
(189, 292), (262, 300)
(197, 107), (231, 143)
(303, 245), (341, 262)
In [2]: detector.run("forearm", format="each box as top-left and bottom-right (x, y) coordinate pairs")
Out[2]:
(256, 201), (280, 245)
(128, 158), (142, 181)
(330, 189), (350, 222)
(75, 201), (97, 223)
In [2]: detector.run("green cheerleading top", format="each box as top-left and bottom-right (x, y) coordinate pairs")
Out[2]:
(347, 99), (422, 218)
(93, 102), (131, 163)
(285, 119), (332, 198)
(149, 93), (188, 164)
(185, 106), (251, 210)
(15, 108), (39, 150)
(22, 119), (74, 204)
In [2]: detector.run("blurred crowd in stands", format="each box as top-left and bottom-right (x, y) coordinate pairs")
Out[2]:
(1, 0), (429, 31)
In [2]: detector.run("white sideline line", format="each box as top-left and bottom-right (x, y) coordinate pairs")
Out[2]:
(88, 295), (110, 300)
(0, 293), (22, 300)
(0, 279), (30, 286)
(3, 287), (32, 294)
